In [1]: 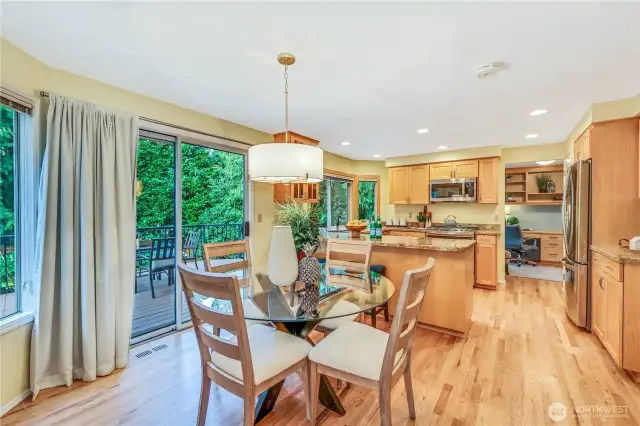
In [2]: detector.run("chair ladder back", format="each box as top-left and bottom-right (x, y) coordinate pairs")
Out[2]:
(177, 263), (255, 389)
(202, 239), (251, 273)
(381, 258), (435, 380)
(151, 237), (175, 260)
(326, 239), (372, 273)
(184, 230), (201, 251)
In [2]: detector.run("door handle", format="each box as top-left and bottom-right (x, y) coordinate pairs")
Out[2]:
(599, 276), (605, 290)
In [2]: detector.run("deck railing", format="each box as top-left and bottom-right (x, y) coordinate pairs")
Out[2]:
(0, 234), (15, 294)
(136, 223), (244, 253)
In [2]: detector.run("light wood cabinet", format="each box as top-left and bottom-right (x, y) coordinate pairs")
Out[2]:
(478, 158), (499, 204)
(408, 165), (430, 204)
(453, 160), (479, 178)
(273, 131), (320, 203)
(389, 167), (409, 204)
(475, 235), (497, 289)
(430, 160), (479, 180)
(591, 252), (628, 368)
(573, 129), (591, 161)
(430, 163), (453, 180)
(388, 165), (429, 204)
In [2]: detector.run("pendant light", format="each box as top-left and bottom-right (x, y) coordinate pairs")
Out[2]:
(248, 53), (323, 183)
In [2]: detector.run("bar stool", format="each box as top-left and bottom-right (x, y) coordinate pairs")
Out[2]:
(365, 264), (389, 329)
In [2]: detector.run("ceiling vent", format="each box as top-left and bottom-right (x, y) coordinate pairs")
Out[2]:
(476, 62), (505, 79)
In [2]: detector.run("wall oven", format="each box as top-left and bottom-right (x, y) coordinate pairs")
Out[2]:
(429, 177), (477, 203)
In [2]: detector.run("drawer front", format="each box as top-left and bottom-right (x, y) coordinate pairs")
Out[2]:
(542, 240), (564, 250)
(592, 252), (623, 281)
(541, 234), (563, 243)
(541, 246), (563, 262)
(522, 232), (542, 239)
(476, 235), (496, 245)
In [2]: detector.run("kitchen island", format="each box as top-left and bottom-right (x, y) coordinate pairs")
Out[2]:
(322, 234), (476, 337)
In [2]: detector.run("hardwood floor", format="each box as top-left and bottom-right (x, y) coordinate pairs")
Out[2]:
(5, 276), (640, 425)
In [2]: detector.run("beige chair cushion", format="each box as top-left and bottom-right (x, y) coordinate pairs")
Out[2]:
(318, 300), (360, 330)
(210, 324), (311, 385)
(309, 322), (402, 381)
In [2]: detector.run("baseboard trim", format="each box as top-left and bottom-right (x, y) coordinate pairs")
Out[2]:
(0, 389), (31, 417)
(498, 279), (506, 285)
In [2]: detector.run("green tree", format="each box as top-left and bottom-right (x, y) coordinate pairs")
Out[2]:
(0, 105), (15, 292)
(358, 181), (376, 220)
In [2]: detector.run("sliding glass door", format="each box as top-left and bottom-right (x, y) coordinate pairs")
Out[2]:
(180, 141), (246, 323)
(132, 133), (177, 340)
(131, 130), (247, 342)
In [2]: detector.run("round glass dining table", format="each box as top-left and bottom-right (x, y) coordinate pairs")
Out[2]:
(200, 265), (395, 423)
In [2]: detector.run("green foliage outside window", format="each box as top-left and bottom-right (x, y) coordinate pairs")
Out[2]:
(0, 105), (15, 293)
(317, 179), (349, 229)
(358, 181), (376, 220)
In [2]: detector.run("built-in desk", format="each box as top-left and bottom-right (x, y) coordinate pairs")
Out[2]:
(522, 230), (564, 265)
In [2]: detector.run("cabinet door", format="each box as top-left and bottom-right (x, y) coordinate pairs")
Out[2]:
(408, 165), (430, 204)
(605, 276), (623, 365)
(274, 183), (291, 203)
(389, 167), (409, 204)
(478, 158), (499, 203)
(306, 183), (319, 202)
(475, 243), (497, 287)
(573, 137), (583, 161)
(453, 160), (479, 178)
(430, 163), (453, 180)
(592, 269), (607, 341)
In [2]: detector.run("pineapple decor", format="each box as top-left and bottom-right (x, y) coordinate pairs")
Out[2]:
(297, 243), (321, 316)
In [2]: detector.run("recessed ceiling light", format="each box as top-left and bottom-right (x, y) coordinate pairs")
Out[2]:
(530, 109), (548, 116)
(437, 145), (447, 150)
(341, 141), (351, 146)
(526, 134), (539, 139)
(536, 160), (555, 166)
(417, 128), (430, 134)
(373, 154), (381, 158)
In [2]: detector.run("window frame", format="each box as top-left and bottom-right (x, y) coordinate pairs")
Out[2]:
(321, 169), (356, 232)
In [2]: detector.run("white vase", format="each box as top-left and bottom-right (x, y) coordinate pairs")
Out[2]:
(268, 226), (299, 287)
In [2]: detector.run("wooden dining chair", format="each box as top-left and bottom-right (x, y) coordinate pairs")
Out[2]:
(308, 258), (436, 426)
(317, 239), (373, 333)
(202, 239), (251, 274)
(178, 263), (312, 426)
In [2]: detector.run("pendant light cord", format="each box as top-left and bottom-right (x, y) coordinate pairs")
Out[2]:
(284, 62), (289, 143)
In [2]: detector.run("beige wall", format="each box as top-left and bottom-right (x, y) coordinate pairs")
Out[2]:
(0, 38), (276, 408)
(0, 323), (32, 409)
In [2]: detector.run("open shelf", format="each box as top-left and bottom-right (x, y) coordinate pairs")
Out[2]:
(505, 165), (564, 206)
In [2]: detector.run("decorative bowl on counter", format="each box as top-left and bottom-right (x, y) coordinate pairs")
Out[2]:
(345, 221), (368, 235)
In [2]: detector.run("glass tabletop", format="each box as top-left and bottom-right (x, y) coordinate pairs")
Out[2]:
(200, 266), (395, 323)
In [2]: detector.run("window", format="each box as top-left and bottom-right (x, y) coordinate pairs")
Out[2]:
(0, 91), (33, 319)
(318, 172), (354, 231)
(357, 176), (380, 220)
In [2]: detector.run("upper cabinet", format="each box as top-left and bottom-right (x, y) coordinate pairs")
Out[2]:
(389, 167), (409, 204)
(272, 131), (320, 203)
(573, 128), (591, 161)
(429, 160), (479, 180)
(478, 158), (499, 204)
(388, 165), (429, 204)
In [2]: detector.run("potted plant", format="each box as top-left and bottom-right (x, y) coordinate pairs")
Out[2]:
(417, 212), (426, 228)
(536, 173), (551, 193)
(507, 193), (514, 202)
(274, 197), (321, 258)
(506, 216), (520, 225)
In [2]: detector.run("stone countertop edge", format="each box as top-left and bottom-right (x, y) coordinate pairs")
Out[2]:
(591, 245), (640, 265)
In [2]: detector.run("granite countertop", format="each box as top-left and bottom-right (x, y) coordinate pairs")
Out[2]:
(381, 223), (502, 236)
(332, 234), (476, 252)
(591, 245), (640, 265)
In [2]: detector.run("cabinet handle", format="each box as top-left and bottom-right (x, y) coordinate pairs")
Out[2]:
(599, 276), (605, 290)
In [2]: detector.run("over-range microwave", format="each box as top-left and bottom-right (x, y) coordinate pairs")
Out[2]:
(430, 177), (477, 203)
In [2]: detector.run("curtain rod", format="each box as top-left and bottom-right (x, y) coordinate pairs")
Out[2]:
(39, 90), (255, 147)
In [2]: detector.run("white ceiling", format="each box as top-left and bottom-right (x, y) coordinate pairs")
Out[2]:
(3, 2), (640, 160)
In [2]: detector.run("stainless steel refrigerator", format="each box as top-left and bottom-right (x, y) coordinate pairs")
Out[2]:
(562, 160), (591, 330)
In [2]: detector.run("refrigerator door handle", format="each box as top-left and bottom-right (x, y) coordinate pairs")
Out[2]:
(562, 170), (573, 256)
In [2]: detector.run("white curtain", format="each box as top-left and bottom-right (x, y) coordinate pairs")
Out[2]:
(31, 96), (139, 397)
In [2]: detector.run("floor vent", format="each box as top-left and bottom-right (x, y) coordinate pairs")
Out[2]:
(135, 349), (153, 359)
(152, 344), (168, 352)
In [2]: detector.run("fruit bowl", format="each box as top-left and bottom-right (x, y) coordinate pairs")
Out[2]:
(345, 223), (367, 234)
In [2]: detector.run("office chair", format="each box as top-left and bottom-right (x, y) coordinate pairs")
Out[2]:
(505, 225), (537, 267)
